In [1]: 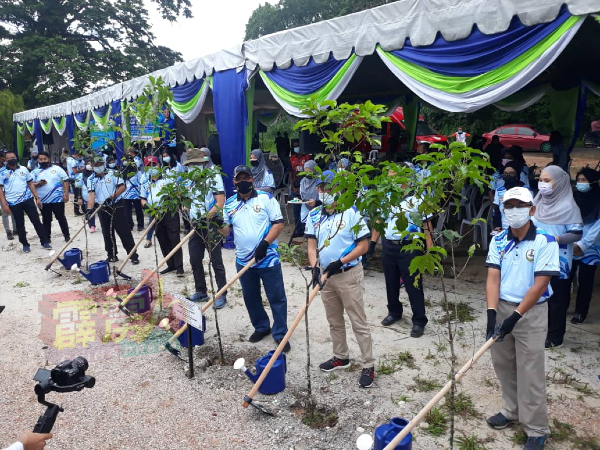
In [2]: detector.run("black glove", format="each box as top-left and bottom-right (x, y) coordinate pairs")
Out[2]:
(494, 311), (522, 341)
(367, 241), (377, 258)
(486, 309), (497, 340)
(103, 197), (113, 206)
(311, 266), (321, 289)
(85, 211), (91, 222)
(253, 239), (270, 261)
(211, 215), (225, 229)
(324, 259), (343, 276)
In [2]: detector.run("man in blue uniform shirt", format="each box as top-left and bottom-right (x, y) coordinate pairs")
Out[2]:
(484, 187), (559, 450)
(0, 151), (51, 252)
(66, 150), (84, 215)
(31, 151), (71, 242)
(219, 165), (289, 351)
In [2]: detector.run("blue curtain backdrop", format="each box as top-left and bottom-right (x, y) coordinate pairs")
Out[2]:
(213, 68), (249, 194)
(391, 6), (571, 77)
(74, 112), (88, 124)
(264, 56), (349, 94)
(171, 77), (204, 102)
(66, 115), (75, 154)
(34, 118), (43, 153)
(111, 100), (123, 159)
(93, 104), (110, 118)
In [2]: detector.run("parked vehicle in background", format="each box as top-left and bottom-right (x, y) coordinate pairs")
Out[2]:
(483, 124), (551, 152)
(583, 131), (600, 148)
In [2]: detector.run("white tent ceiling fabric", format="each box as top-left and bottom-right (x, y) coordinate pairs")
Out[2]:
(13, 0), (600, 121)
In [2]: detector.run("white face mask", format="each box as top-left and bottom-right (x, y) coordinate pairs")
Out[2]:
(318, 192), (334, 206)
(93, 166), (105, 174)
(163, 156), (171, 164)
(537, 181), (553, 196)
(108, 162), (117, 169)
(502, 158), (512, 167)
(504, 207), (531, 229)
(85, 164), (93, 171)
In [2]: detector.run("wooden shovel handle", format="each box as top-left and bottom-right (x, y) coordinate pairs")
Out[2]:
(120, 228), (196, 308)
(117, 218), (157, 272)
(44, 204), (102, 270)
(166, 259), (256, 345)
(242, 274), (328, 407)
(383, 337), (497, 449)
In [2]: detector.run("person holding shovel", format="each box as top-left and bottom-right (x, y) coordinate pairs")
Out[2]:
(305, 170), (375, 388)
(484, 187), (559, 450)
(219, 165), (290, 352)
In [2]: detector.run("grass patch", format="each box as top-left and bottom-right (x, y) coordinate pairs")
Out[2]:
(423, 407), (448, 437)
(445, 392), (480, 418)
(456, 434), (487, 450)
(394, 351), (417, 369)
(550, 418), (574, 443)
(411, 376), (441, 392)
(511, 430), (527, 445)
(574, 435), (600, 449)
(377, 359), (396, 375)
(325, 373), (338, 382)
(377, 351), (417, 375)
(14, 281), (29, 288)
(301, 406), (338, 429)
(438, 301), (475, 323)
(390, 393), (409, 406)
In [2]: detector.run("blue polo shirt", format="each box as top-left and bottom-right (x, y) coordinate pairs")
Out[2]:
(384, 195), (433, 241)
(575, 218), (600, 266)
(223, 190), (283, 269)
(0, 165), (33, 206)
(189, 168), (225, 220)
(140, 177), (169, 207)
(485, 223), (560, 304)
(74, 172), (93, 202)
(531, 218), (583, 279)
(305, 206), (370, 269)
(87, 171), (125, 204)
(31, 165), (69, 203)
(66, 156), (83, 178)
(122, 169), (142, 200)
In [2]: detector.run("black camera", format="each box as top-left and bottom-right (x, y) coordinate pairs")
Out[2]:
(32, 357), (95, 433)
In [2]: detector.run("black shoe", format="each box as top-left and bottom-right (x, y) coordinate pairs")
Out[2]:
(524, 436), (547, 450)
(106, 256), (119, 263)
(359, 367), (375, 388)
(176, 268), (184, 277)
(64, 236), (71, 242)
(545, 340), (563, 349)
(137, 226), (144, 232)
(6, 232), (14, 241)
(131, 257), (140, 265)
(571, 313), (585, 324)
(275, 339), (291, 353)
(160, 267), (175, 275)
(319, 356), (351, 372)
(249, 329), (271, 343)
(381, 315), (401, 326)
(0, 305), (4, 314)
(487, 412), (516, 430)
(410, 325), (425, 338)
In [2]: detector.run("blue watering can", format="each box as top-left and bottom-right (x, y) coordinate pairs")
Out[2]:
(126, 285), (153, 314)
(177, 318), (206, 348)
(79, 261), (110, 285)
(58, 248), (82, 270)
(234, 350), (287, 395)
(374, 417), (412, 450)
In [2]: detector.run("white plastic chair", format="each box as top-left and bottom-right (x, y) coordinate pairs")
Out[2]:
(459, 200), (492, 251)
(274, 188), (290, 225)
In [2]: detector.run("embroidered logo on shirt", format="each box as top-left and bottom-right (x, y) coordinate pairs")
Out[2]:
(106, 178), (112, 184)
(253, 205), (262, 213)
(526, 249), (535, 262)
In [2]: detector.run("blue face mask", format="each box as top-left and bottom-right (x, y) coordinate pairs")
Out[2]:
(108, 162), (117, 169)
(293, 147), (300, 154)
(147, 167), (160, 178)
(163, 156), (171, 164)
(576, 182), (591, 192)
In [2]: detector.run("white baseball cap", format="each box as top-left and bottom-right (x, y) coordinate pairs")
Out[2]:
(503, 187), (533, 204)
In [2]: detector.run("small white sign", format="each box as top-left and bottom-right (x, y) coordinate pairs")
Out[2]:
(171, 294), (204, 331)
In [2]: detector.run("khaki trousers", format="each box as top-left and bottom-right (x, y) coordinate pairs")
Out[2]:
(491, 299), (550, 437)
(321, 265), (375, 367)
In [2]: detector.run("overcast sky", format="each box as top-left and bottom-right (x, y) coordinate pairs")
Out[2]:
(146, 0), (277, 61)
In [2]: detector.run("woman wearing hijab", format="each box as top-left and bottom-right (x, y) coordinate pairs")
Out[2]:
(162, 149), (184, 176)
(568, 168), (600, 324)
(337, 158), (350, 172)
(265, 153), (285, 188)
(492, 161), (527, 231)
(249, 149), (275, 193)
(503, 146), (529, 187)
(533, 165), (583, 348)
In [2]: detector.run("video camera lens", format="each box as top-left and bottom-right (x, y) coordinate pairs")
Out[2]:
(72, 356), (88, 372)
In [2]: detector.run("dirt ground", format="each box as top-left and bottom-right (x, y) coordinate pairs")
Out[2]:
(524, 147), (600, 178)
(0, 203), (598, 450)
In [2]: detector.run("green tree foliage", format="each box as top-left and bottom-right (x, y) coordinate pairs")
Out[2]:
(245, 0), (394, 40)
(0, 90), (25, 149)
(0, 0), (192, 108)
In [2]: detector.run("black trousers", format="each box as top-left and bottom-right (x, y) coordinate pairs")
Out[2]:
(188, 221), (227, 294)
(124, 199), (144, 230)
(98, 200), (138, 260)
(382, 239), (428, 327)
(156, 211), (183, 270)
(546, 277), (571, 344)
(9, 198), (49, 246)
(41, 202), (70, 240)
(568, 260), (597, 319)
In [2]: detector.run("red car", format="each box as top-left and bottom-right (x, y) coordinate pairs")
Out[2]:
(483, 124), (551, 152)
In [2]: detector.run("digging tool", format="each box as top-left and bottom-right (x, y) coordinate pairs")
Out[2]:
(44, 205), (102, 271)
(164, 258), (256, 358)
(242, 273), (328, 412)
(117, 228), (196, 315)
(382, 337), (497, 450)
(116, 218), (157, 279)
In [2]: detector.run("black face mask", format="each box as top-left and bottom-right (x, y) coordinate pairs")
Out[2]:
(32, 156), (38, 160)
(39, 162), (50, 169)
(502, 173), (517, 182)
(7, 159), (17, 168)
(250, 160), (259, 167)
(236, 180), (253, 195)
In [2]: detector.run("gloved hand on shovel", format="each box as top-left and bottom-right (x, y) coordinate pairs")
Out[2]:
(494, 310), (522, 341)
(311, 266), (322, 289)
(324, 259), (343, 276)
(253, 239), (270, 262)
(486, 308), (496, 340)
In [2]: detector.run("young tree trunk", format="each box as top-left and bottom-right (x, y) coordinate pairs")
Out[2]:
(208, 244), (225, 364)
(304, 285), (313, 404)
